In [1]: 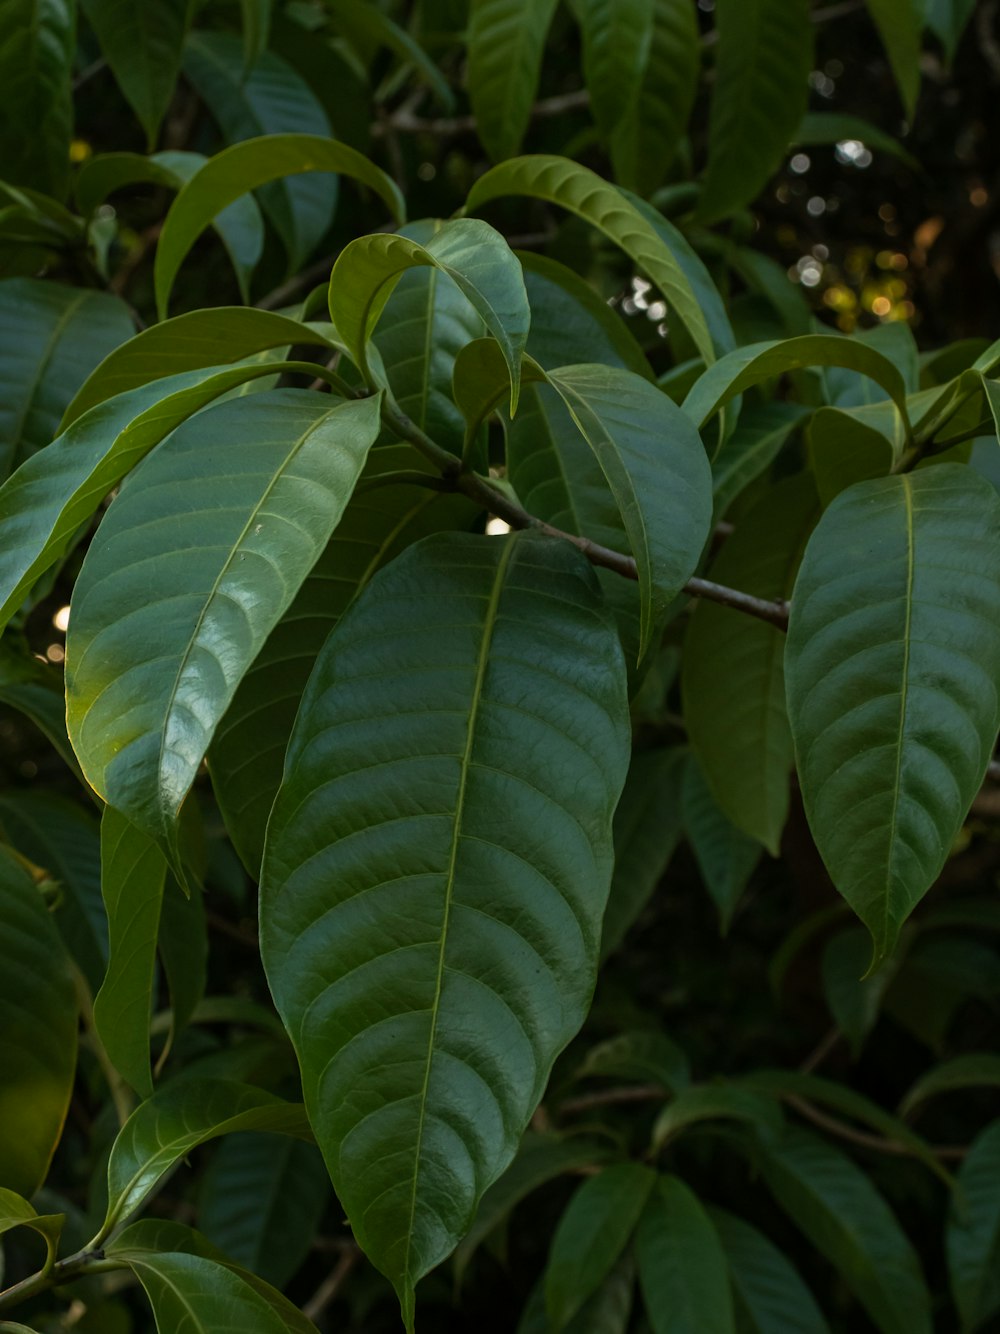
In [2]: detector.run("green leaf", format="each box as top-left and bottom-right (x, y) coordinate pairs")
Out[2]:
(728, 248), (812, 338)
(81, 0), (189, 147)
(260, 530), (631, 1320)
(0, 0), (74, 197)
(210, 445), (480, 876)
(66, 390), (383, 855)
(124, 1250), (314, 1334)
(825, 324), (920, 406)
(576, 0), (654, 136)
(652, 1084), (783, 1150)
(544, 364), (713, 657)
(712, 402), (809, 518)
(794, 113), (920, 170)
(75, 151), (265, 302)
(821, 927), (898, 1058)
(157, 870), (207, 1052)
(455, 1134), (611, 1286)
(520, 1257), (635, 1334)
(102, 1079), (311, 1237)
(683, 474), (818, 852)
(93, 808), (168, 1099)
(154, 134), (404, 317)
(635, 1175), (735, 1334)
(808, 406), (896, 508)
(0, 1187), (64, 1259)
(182, 32), (335, 275)
(708, 1208), (829, 1334)
(0, 644), (79, 775)
(325, 0), (453, 109)
(330, 220), (529, 410)
(785, 467), (1000, 960)
(683, 336), (912, 443)
(601, 749), (686, 957)
(466, 0), (560, 161)
(576, 1030), (691, 1093)
(900, 1054), (1000, 1118)
(198, 1134), (329, 1289)
(0, 847), (78, 1197)
(698, 0), (813, 225)
(864, 0), (922, 118)
(546, 1164), (655, 1330)
(0, 278), (134, 480)
(947, 1119), (1000, 1332)
(682, 757), (761, 931)
(465, 156), (716, 365)
(239, 0), (271, 69)
(755, 1127), (932, 1334)
(608, 0), (700, 194)
(883, 936), (1000, 1053)
(0, 360), (336, 637)
(925, 0), (977, 61)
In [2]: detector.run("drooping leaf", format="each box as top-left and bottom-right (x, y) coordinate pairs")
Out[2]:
(0, 278), (134, 479)
(785, 466), (1000, 960)
(101, 1079), (312, 1237)
(575, 0), (654, 137)
(465, 156), (716, 364)
(329, 220), (529, 410)
(946, 1119), (1000, 1332)
(900, 1053), (1000, 1118)
(80, 0), (189, 147)
(154, 134), (404, 316)
(683, 474), (818, 852)
(0, 847), (78, 1197)
(66, 391), (383, 856)
(635, 1175), (735, 1334)
(711, 402), (810, 518)
(466, 0), (560, 161)
(0, 0), (74, 197)
(824, 324), (920, 407)
(210, 445), (480, 876)
(198, 1134), (329, 1289)
(708, 1208), (829, 1334)
(682, 757), (761, 930)
(260, 530), (631, 1321)
(698, 0), (813, 225)
(864, 0), (922, 118)
(545, 1164), (655, 1330)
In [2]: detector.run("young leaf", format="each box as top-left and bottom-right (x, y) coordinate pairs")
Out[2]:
(708, 1208), (829, 1334)
(0, 279), (134, 479)
(864, 0), (922, 118)
(66, 391), (383, 856)
(466, 0), (560, 161)
(756, 1127), (932, 1334)
(682, 757), (762, 930)
(545, 1164), (655, 1329)
(946, 1119), (1000, 1332)
(635, 1175), (735, 1334)
(785, 467), (1000, 960)
(0, 848), (78, 1197)
(465, 156), (716, 364)
(260, 530), (631, 1323)
(0, 0), (74, 198)
(329, 220), (529, 408)
(101, 1079), (312, 1237)
(698, 0), (813, 225)
(683, 474), (818, 851)
(198, 1134), (329, 1289)
(182, 32), (335, 274)
(80, 0), (189, 147)
(154, 134), (405, 316)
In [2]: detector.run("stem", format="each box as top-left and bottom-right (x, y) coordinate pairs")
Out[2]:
(302, 1246), (361, 1322)
(784, 1094), (966, 1162)
(0, 1249), (122, 1314)
(381, 397), (463, 477)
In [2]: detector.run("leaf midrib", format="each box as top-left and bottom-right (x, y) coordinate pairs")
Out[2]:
(883, 476), (914, 952)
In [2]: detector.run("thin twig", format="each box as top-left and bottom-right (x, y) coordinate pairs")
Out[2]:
(785, 1094), (967, 1161)
(377, 88), (591, 137)
(302, 1246), (361, 1322)
(256, 254), (336, 311)
(558, 1085), (666, 1116)
(798, 1026), (842, 1075)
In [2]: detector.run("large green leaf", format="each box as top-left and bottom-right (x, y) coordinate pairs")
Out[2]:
(0, 847), (78, 1196)
(465, 156), (715, 364)
(101, 1079), (312, 1237)
(81, 0), (189, 147)
(66, 391), (383, 857)
(93, 808), (168, 1099)
(785, 466), (1000, 960)
(808, 405), (896, 508)
(260, 530), (631, 1322)
(182, 32), (335, 274)
(0, 360), (345, 638)
(575, 0), (653, 137)
(154, 134), (404, 316)
(708, 1208), (829, 1334)
(864, 0), (922, 118)
(698, 0), (813, 225)
(608, 0), (700, 194)
(0, 279), (134, 479)
(682, 474), (818, 852)
(123, 1249), (312, 1334)
(329, 220), (529, 409)
(546, 1164), (655, 1330)
(466, 0), (560, 161)
(198, 1134), (329, 1289)
(210, 445), (480, 876)
(0, 0), (74, 197)
(635, 1175), (734, 1334)
(756, 1127), (931, 1334)
(946, 1119), (1000, 1332)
